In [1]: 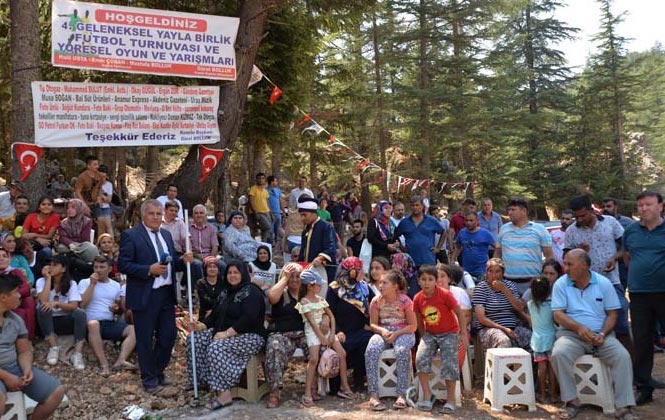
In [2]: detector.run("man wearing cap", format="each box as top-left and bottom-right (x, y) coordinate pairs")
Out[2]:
(0, 181), (23, 219)
(297, 196), (337, 282)
(494, 197), (553, 296)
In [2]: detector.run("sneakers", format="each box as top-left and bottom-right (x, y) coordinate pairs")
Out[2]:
(70, 351), (85, 370)
(46, 346), (60, 365)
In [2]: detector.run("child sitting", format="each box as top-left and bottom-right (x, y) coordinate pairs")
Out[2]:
(413, 265), (468, 414)
(0, 272), (65, 419)
(527, 275), (558, 403)
(295, 270), (354, 407)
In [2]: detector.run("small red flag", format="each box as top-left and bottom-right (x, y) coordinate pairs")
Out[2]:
(295, 114), (311, 127)
(328, 134), (335, 144)
(269, 86), (282, 106)
(198, 145), (225, 183)
(354, 159), (370, 173)
(13, 143), (43, 182)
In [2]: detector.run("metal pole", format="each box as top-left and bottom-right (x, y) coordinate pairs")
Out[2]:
(184, 209), (198, 401)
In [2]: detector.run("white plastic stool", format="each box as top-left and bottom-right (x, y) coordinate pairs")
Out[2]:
(406, 351), (462, 406)
(377, 348), (414, 398)
(483, 347), (536, 412)
(574, 355), (615, 414)
(2, 391), (26, 420)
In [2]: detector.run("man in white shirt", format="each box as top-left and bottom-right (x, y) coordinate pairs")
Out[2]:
(156, 184), (184, 220)
(79, 256), (137, 377)
(288, 176), (314, 208)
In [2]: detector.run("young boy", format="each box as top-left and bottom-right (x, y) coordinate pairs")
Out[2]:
(413, 265), (468, 414)
(0, 272), (65, 419)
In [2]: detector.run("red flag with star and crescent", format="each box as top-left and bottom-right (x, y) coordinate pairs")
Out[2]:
(198, 145), (224, 183)
(13, 143), (43, 182)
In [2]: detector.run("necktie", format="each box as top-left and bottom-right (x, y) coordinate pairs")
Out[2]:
(153, 230), (165, 261)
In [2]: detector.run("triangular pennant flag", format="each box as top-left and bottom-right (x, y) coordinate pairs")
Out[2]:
(377, 170), (386, 184)
(328, 134), (335, 144)
(13, 142), (43, 182)
(354, 159), (371, 173)
(269, 85), (282, 106)
(301, 122), (324, 135)
(248, 65), (264, 88)
(295, 114), (311, 127)
(198, 145), (225, 183)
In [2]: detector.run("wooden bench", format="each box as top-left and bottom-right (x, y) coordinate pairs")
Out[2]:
(230, 353), (270, 403)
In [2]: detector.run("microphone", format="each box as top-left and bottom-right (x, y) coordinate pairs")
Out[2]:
(160, 252), (172, 265)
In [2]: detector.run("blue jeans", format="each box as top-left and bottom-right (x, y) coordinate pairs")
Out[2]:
(614, 283), (630, 335)
(37, 307), (87, 345)
(272, 212), (282, 244)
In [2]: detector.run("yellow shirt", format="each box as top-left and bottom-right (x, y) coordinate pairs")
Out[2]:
(248, 185), (270, 213)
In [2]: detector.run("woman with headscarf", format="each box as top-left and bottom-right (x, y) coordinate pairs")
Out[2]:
(249, 244), (277, 292)
(196, 256), (225, 321)
(0, 245), (36, 340)
(367, 200), (400, 260)
(58, 199), (98, 262)
(187, 260), (266, 411)
(264, 263), (307, 408)
(222, 211), (260, 262)
(391, 252), (419, 298)
(326, 256), (375, 393)
(0, 232), (34, 286)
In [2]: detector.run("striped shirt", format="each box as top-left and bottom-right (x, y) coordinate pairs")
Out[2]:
(472, 279), (521, 329)
(496, 221), (552, 280)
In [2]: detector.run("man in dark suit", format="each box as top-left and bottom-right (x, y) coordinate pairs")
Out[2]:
(119, 199), (193, 393)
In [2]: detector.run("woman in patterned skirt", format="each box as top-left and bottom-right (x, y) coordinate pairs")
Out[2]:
(187, 260), (266, 410)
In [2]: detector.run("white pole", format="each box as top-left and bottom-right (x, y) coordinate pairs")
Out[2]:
(184, 209), (198, 400)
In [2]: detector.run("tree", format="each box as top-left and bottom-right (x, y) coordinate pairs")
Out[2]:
(9, 0), (45, 205)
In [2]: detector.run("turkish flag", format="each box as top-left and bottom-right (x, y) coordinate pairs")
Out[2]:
(13, 143), (43, 182)
(269, 85), (282, 106)
(198, 145), (224, 183)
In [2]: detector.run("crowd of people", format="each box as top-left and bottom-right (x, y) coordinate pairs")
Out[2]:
(0, 166), (663, 420)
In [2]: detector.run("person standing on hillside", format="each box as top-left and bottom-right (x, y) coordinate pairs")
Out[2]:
(75, 156), (103, 213)
(247, 173), (274, 244)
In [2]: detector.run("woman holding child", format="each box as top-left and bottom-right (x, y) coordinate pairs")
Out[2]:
(365, 270), (417, 411)
(187, 260), (266, 411)
(472, 258), (530, 349)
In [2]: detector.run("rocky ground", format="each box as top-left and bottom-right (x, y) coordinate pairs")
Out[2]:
(34, 336), (664, 420)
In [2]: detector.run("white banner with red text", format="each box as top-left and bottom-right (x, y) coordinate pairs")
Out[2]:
(51, 0), (239, 80)
(32, 81), (220, 147)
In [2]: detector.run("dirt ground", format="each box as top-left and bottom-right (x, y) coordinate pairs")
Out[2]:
(36, 337), (664, 420)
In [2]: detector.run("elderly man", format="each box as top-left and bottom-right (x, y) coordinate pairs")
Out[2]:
(189, 204), (220, 280)
(118, 199), (193, 393)
(550, 249), (635, 420)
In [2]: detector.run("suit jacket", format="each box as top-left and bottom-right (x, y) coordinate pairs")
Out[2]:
(119, 224), (181, 311)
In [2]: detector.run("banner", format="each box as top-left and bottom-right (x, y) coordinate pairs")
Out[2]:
(12, 143), (43, 182)
(32, 81), (220, 147)
(51, 0), (240, 80)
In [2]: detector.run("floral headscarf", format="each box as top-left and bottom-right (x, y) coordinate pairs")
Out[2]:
(329, 257), (369, 316)
(391, 253), (417, 292)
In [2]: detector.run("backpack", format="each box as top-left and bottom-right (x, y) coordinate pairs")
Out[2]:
(317, 347), (340, 378)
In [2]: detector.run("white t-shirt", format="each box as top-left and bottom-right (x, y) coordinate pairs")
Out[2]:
(101, 181), (112, 209)
(35, 278), (82, 317)
(78, 278), (122, 321)
(449, 285), (471, 310)
(249, 262), (277, 289)
(156, 195), (184, 219)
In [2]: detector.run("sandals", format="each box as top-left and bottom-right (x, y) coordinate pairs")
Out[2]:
(301, 395), (315, 407)
(416, 394), (435, 412)
(112, 362), (138, 372)
(558, 403), (581, 419)
(100, 366), (111, 378)
(440, 402), (456, 414)
(207, 398), (233, 411)
(337, 389), (356, 400)
(393, 397), (408, 410)
(614, 408), (639, 420)
(369, 398), (387, 411)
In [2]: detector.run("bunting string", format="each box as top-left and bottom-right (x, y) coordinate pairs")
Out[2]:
(251, 65), (475, 194)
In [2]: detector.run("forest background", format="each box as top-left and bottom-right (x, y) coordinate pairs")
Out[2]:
(1, 0), (664, 219)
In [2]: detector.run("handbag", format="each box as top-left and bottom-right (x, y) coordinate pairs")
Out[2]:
(318, 347), (340, 378)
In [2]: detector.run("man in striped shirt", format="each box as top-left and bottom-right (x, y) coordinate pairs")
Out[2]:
(494, 198), (553, 296)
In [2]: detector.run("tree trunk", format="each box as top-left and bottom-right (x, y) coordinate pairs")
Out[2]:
(371, 13), (388, 197)
(9, 0), (44, 208)
(153, 0), (275, 212)
(417, 0), (431, 175)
